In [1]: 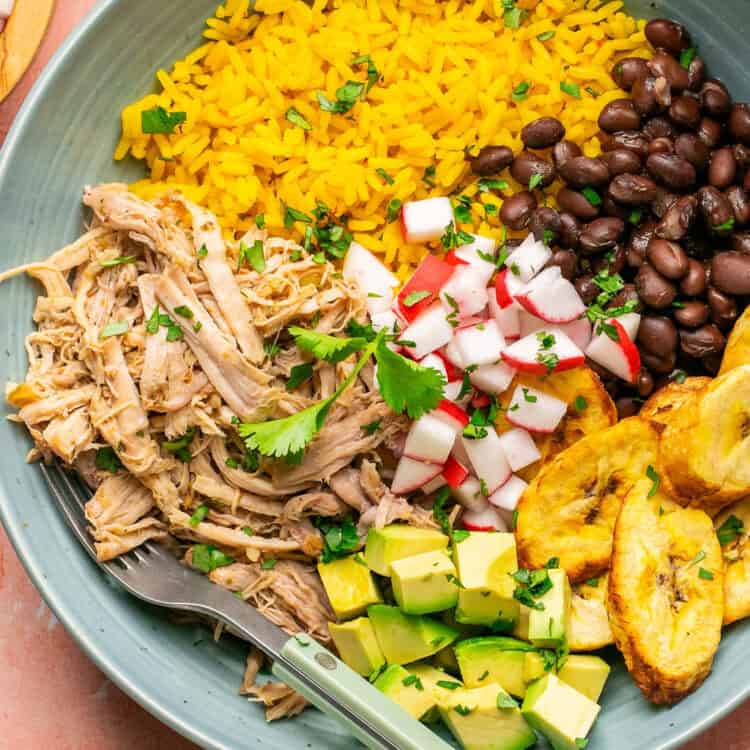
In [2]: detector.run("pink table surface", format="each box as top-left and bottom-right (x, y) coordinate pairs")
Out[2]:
(0, 2), (747, 749)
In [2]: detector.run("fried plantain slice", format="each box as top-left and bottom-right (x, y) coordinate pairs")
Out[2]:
(569, 573), (614, 652)
(495, 367), (617, 481)
(516, 417), (659, 582)
(658, 365), (750, 514)
(640, 377), (711, 426)
(608, 481), (723, 705)
(720, 304), (750, 374)
(714, 497), (750, 625)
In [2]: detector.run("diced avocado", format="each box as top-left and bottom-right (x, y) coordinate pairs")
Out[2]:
(438, 683), (537, 750)
(391, 548), (459, 615)
(433, 644), (460, 675)
(328, 617), (385, 676)
(522, 673), (601, 750)
(455, 637), (536, 698)
(522, 651), (548, 684)
(512, 604), (531, 641)
(527, 569), (571, 649)
(368, 605), (459, 665)
(558, 655), (610, 703)
(408, 663), (464, 723)
(453, 532), (519, 627)
(317, 556), (381, 620)
(373, 664), (437, 721)
(365, 525), (449, 576)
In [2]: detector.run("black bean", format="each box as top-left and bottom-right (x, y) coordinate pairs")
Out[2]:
(579, 217), (625, 254)
(728, 103), (750, 145)
(675, 301), (709, 328)
(734, 144), (750, 173)
(746, 170), (750, 192)
(574, 274), (599, 304)
(599, 99), (641, 133)
(669, 95), (702, 130)
(606, 282), (641, 312)
(645, 19), (691, 55)
(635, 264), (677, 308)
(701, 80), (732, 120)
(470, 145), (514, 176)
(601, 130), (650, 159)
(727, 186), (750, 227)
(707, 286), (738, 329)
(703, 354), (723, 375)
(688, 57), (706, 92)
(637, 369), (655, 398)
(732, 231), (750, 254)
(708, 147), (737, 190)
(547, 250), (577, 280)
(558, 213), (581, 249)
(674, 133), (710, 171)
(601, 148), (643, 176)
(646, 238), (689, 279)
(592, 244), (626, 275)
(609, 174), (658, 205)
(612, 57), (650, 91)
(680, 258), (708, 296)
(643, 116), (676, 140)
(510, 152), (556, 189)
(558, 156), (610, 188)
(552, 140), (582, 169)
(642, 350), (678, 375)
(631, 75), (661, 116)
(646, 153), (696, 191)
(500, 191), (537, 230)
(652, 188), (678, 219)
(616, 397), (640, 419)
(698, 186), (735, 233)
(710, 251), (750, 294)
(638, 315), (679, 354)
(649, 52), (689, 92)
(680, 324), (726, 357)
(656, 195), (697, 240)
(557, 187), (600, 220)
(627, 221), (656, 268)
(530, 207), (562, 243)
(697, 117), (723, 148)
(602, 194), (631, 221)
(521, 117), (566, 149)
(649, 137), (675, 156)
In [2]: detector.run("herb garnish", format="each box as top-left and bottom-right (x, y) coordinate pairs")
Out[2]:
(511, 81), (531, 103)
(512, 568), (552, 610)
(497, 692), (519, 709)
(351, 53), (380, 94)
(285, 107), (312, 131)
(192, 545), (234, 573)
(100, 255), (137, 268)
(560, 81), (581, 99)
(386, 198), (402, 223)
(162, 426), (197, 463)
(717, 514), (745, 546)
(646, 465), (660, 498)
(95, 446), (123, 474)
(699, 568), (714, 581)
(238, 240), (266, 273)
(101, 321), (129, 339)
(402, 674), (424, 690)
(286, 362), (314, 391)
(574, 395), (588, 412)
(141, 106), (186, 135)
(376, 168), (394, 185)
(189, 504), (209, 528)
(314, 517), (360, 563)
(441, 223), (474, 251)
(680, 47), (697, 69)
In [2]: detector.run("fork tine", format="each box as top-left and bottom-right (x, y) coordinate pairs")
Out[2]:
(56, 464), (93, 509)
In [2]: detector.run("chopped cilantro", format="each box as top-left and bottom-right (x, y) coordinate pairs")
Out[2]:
(646, 465), (660, 498)
(314, 517), (360, 563)
(255, 214), (266, 229)
(238, 239), (266, 273)
(286, 362), (314, 391)
(99, 255), (137, 268)
(511, 81), (531, 103)
(162, 426), (197, 463)
(284, 206), (313, 229)
(192, 545), (234, 573)
(100, 321), (129, 339)
(699, 567), (714, 581)
(403, 290), (432, 308)
(528, 173), (544, 190)
(452, 529), (470, 544)
(680, 47), (697, 69)
(95, 446), (122, 474)
(261, 558), (278, 570)
(560, 81), (581, 99)
(141, 106), (186, 135)
(574, 395), (588, 412)
(717, 514), (745, 546)
(189, 504), (209, 528)
(713, 217), (735, 232)
(362, 419), (382, 435)
(386, 198), (402, 223)
(376, 167), (394, 185)
(454, 195), (473, 223)
(454, 705), (473, 717)
(478, 178), (509, 193)
(352, 53), (380, 94)
(537, 30), (555, 41)
(317, 80), (366, 114)
(584, 577), (599, 588)
(581, 187), (601, 206)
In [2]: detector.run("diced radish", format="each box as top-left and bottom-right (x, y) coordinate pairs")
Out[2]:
(505, 234), (552, 283)
(558, 317), (592, 351)
(495, 268), (525, 308)
(422, 475), (447, 495)
(370, 310), (400, 335)
(585, 317), (641, 384)
(501, 329), (584, 375)
(470, 362), (517, 395)
(515, 267), (586, 324)
(472, 392), (491, 408)
(435, 351), (462, 381)
(391, 457), (443, 495)
(401, 303), (454, 359)
(452, 476), (489, 512)
(454, 321), (506, 368)
(442, 339), (465, 369)
(443, 380), (465, 402)
(343, 242), (399, 315)
(403, 414), (457, 465)
(489, 475), (528, 512)
(616, 312), (641, 341)
(487, 289), (521, 340)
(518, 310), (545, 339)
(451, 436), (472, 468)
(440, 265), (489, 319)
(444, 251), (470, 266)
(443, 455), (469, 488)
(401, 197), (454, 244)
(506, 385), (567, 434)
(453, 235), (497, 284)
(421, 353), (448, 382)
(498, 428), (541, 472)
(461, 505), (509, 532)
(433, 400), (470, 432)
(397, 255), (456, 323)
(461, 431), (512, 494)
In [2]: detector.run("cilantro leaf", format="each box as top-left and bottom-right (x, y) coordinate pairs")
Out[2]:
(718, 514), (745, 546)
(646, 465), (660, 498)
(95, 446), (123, 474)
(289, 326), (368, 364)
(285, 107), (312, 131)
(100, 255), (137, 268)
(192, 545), (234, 573)
(286, 363), (314, 391)
(315, 517), (360, 563)
(141, 106), (186, 135)
(101, 321), (129, 339)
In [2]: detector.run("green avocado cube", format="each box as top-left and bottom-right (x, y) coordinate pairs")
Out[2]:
(368, 604), (459, 665)
(512, 604), (531, 641)
(527, 569), (571, 649)
(391, 548), (459, 615)
(522, 651), (548, 684)
(317, 556), (381, 621)
(373, 665), (437, 721)
(432, 644), (460, 675)
(365, 525), (449, 576)
(455, 637), (537, 698)
(438, 683), (537, 750)
(557, 655), (611, 703)
(453, 532), (519, 627)
(408, 663), (464, 723)
(522, 673), (601, 750)
(328, 617), (385, 676)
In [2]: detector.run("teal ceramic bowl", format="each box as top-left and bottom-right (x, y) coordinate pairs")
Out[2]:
(2, 1), (750, 748)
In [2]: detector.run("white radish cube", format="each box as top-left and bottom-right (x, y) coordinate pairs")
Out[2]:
(451, 436), (472, 468)
(443, 380), (465, 402)
(452, 476), (489, 512)
(403, 414), (457, 465)
(432, 400), (470, 433)
(488, 289), (521, 340)
(442, 339), (465, 370)
(515, 267), (585, 324)
(421, 353), (448, 382)
(422, 475), (447, 495)
(506, 234), (552, 283)
(558, 317), (592, 352)
(495, 268), (526, 308)
(401, 197), (454, 243)
(498, 428), (541, 472)
(370, 310), (400, 335)
(506, 385), (567, 434)
(454, 235), (497, 284)
(461, 430), (511, 494)
(616, 312), (642, 341)
(401, 303), (454, 359)
(440, 265), (489, 319)
(518, 310), (545, 338)
(391, 456), (443, 495)
(454, 321), (506, 368)
(469, 362), (517, 395)
(461, 505), (509, 532)
(501, 328), (584, 375)
(489, 475), (528, 512)
(343, 242), (399, 315)
(585, 316), (641, 384)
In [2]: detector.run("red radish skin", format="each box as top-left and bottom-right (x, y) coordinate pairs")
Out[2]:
(515, 288), (584, 324)
(472, 392), (492, 408)
(502, 350), (584, 375)
(495, 269), (516, 308)
(436, 352), (462, 381)
(437, 400), (470, 428)
(461, 505), (508, 532)
(444, 251), (470, 266)
(443, 456), (469, 488)
(501, 329), (585, 375)
(397, 255), (456, 322)
(609, 318), (641, 383)
(462, 521), (497, 531)
(391, 456), (444, 495)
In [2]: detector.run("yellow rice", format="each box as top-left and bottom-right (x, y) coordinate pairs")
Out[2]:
(116, 0), (651, 281)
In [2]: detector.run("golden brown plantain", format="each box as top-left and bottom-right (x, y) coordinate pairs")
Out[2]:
(640, 377), (711, 426)
(495, 367), (616, 481)
(720, 305), (750, 374)
(569, 573), (614, 652)
(516, 417), (659, 582)
(608, 480), (724, 705)
(657, 365), (750, 514)
(714, 497), (750, 625)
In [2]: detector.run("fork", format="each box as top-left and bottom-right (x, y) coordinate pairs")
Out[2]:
(39, 461), (455, 750)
